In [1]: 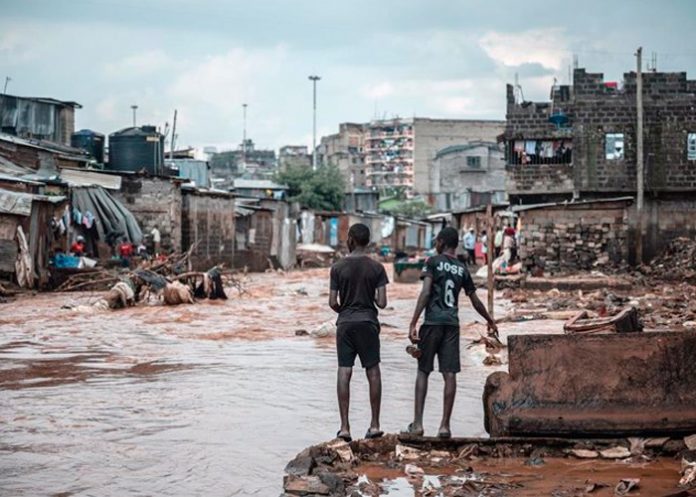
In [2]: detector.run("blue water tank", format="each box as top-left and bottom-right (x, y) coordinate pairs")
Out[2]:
(71, 129), (105, 163)
(108, 126), (164, 174)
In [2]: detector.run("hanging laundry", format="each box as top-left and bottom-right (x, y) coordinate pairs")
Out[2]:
(83, 211), (95, 229)
(540, 141), (554, 158)
(72, 207), (82, 225)
(514, 141), (524, 152)
(63, 205), (71, 229)
(525, 140), (537, 155)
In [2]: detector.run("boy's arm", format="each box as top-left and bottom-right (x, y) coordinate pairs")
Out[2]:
(375, 285), (387, 309)
(409, 276), (432, 343)
(329, 289), (341, 313)
(468, 292), (499, 336)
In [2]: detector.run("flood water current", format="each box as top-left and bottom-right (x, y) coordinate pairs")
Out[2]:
(0, 267), (555, 496)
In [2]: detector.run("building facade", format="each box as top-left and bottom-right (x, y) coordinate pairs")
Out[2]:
(278, 145), (311, 172)
(430, 141), (506, 211)
(317, 122), (367, 191)
(504, 67), (696, 261)
(0, 94), (80, 146)
(364, 118), (505, 200)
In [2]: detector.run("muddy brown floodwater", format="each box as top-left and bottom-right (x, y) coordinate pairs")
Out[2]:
(0, 266), (562, 496)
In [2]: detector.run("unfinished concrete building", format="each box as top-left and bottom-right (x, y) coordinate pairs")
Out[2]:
(364, 118), (505, 201)
(278, 145), (311, 172)
(504, 67), (696, 264)
(317, 123), (367, 191)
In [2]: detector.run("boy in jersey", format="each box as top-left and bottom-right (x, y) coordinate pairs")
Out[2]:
(329, 223), (389, 442)
(405, 227), (498, 438)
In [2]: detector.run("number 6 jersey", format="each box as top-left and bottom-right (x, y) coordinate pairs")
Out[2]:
(420, 254), (477, 326)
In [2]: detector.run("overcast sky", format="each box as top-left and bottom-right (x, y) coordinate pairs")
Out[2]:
(2, 0), (695, 152)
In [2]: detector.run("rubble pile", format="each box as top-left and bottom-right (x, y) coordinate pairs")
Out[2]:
(641, 237), (696, 283)
(282, 435), (692, 497)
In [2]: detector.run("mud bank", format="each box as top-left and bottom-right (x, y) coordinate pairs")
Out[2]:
(283, 435), (693, 496)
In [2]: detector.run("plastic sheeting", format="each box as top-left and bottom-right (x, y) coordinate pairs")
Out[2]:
(15, 225), (34, 288)
(71, 186), (143, 244)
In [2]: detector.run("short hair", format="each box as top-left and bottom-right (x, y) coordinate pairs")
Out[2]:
(436, 227), (459, 249)
(348, 223), (370, 247)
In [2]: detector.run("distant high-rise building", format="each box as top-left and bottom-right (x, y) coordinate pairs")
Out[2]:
(278, 145), (311, 172)
(317, 122), (367, 192)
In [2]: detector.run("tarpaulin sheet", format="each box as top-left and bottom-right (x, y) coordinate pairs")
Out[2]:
(71, 186), (143, 244)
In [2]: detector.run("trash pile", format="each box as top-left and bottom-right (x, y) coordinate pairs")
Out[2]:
(283, 434), (695, 496)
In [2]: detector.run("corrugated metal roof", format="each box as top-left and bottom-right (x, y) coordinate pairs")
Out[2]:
(233, 179), (288, 190)
(511, 196), (634, 213)
(60, 168), (122, 190)
(0, 189), (66, 216)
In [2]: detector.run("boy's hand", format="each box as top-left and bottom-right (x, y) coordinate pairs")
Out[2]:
(487, 321), (499, 337)
(409, 323), (420, 343)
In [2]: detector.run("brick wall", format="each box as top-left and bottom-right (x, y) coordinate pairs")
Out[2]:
(181, 190), (235, 271)
(112, 176), (182, 253)
(518, 201), (630, 273)
(233, 209), (273, 271)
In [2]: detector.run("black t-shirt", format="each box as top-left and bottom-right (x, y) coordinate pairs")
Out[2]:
(330, 255), (389, 325)
(421, 253), (476, 326)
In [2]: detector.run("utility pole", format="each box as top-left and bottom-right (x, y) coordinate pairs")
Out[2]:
(635, 47), (644, 265)
(170, 109), (177, 159)
(486, 203), (495, 320)
(308, 75), (321, 170)
(242, 103), (248, 168)
(131, 104), (138, 127)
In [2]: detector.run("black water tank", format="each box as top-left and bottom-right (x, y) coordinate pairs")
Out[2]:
(108, 126), (164, 174)
(71, 129), (105, 163)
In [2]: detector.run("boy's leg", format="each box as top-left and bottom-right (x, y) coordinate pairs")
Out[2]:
(366, 364), (381, 432)
(337, 366), (352, 435)
(437, 326), (461, 437)
(410, 325), (441, 433)
(355, 322), (381, 434)
(412, 369), (429, 433)
(336, 323), (358, 438)
(439, 372), (456, 436)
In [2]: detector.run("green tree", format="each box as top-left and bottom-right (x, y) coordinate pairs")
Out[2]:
(385, 198), (433, 219)
(275, 164), (345, 211)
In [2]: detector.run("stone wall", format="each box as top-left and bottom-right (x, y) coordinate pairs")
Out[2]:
(518, 200), (630, 273)
(112, 176), (182, 253)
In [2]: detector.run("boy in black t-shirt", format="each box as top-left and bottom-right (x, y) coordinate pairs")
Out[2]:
(404, 227), (498, 438)
(329, 223), (389, 442)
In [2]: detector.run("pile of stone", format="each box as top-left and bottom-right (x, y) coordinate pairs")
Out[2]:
(521, 222), (624, 274)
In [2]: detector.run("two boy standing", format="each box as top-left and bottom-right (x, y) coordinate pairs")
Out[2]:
(329, 224), (498, 441)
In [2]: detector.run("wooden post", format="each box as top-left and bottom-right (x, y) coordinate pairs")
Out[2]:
(486, 203), (494, 319)
(636, 47), (644, 265)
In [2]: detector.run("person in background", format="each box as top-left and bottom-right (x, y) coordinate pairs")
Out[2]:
(480, 230), (488, 265)
(494, 227), (504, 259)
(329, 223), (389, 442)
(404, 227), (498, 438)
(118, 238), (134, 268)
(70, 235), (86, 256)
(462, 228), (476, 266)
(151, 226), (161, 255)
(503, 226), (517, 263)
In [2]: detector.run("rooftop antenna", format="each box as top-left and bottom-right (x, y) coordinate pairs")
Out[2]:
(2, 77), (10, 94)
(648, 52), (658, 72)
(130, 104), (138, 127)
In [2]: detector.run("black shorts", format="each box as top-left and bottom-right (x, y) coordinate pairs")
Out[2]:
(336, 321), (380, 369)
(417, 324), (460, 373)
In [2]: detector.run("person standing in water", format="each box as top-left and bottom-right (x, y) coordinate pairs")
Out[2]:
(404, 227), (498, 438)
(329, 223), (389, 442)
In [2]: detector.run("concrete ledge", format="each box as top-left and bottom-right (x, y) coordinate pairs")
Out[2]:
(484, 330), (696, 437)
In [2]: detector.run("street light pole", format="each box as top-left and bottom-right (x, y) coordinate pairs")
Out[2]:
(131, 104), (138, 127)
(308, 75), (321, 170)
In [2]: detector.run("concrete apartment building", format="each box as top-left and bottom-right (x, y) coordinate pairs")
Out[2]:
(317, 122), (366, 191)
(278, 145), (311, 172)
(504, 67), (696, 264)
(364, 118), (505, 202)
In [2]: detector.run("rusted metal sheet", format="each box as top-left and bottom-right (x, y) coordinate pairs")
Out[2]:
(484, 331), (696, 437)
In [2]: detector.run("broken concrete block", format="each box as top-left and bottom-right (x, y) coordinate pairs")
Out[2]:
(600, 446), (631, 459)
(284, 475), (331, 495)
